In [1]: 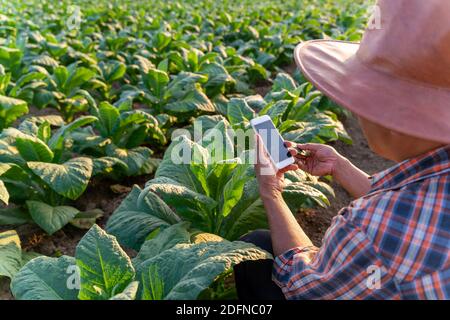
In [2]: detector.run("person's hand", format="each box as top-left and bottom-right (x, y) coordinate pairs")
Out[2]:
(255, 135), (298, 199)
(286, 141), (372, 198)
(285, 142), (343, 177)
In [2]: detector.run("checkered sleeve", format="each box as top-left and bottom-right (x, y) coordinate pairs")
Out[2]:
(272, 214), (399, 300)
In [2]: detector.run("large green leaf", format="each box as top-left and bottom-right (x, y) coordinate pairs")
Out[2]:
(0, 127), (35, 144)
(17, 119), (39, 136)
(0, 230), (21, 279)
(70, 128), (110, 154)
(0, 162), (12, 176)
(0, 95), (28, 129)
(32, 89), (57, 109)
(25, 115), (65, 127)
(0, 141), (23, 167)
(201, 62), (234, 96)
(155, 135), (204, 193)
(190, 115), (226, 138)
(16, 136), (54, 162)
(114, 110), (158, 130)
(264, 100), (291, 126)
(109, 281), (139, 300)
(0, 207), (33, 225)
(137, 157), (161, 176)
(133, 222), (191, 268)
(100, 61), (126, 83)
(144, 179), (217, 231)
(65, 67), (96, 93)
(221, 178), (268, 240)
(0, 67), (10, 94)
(26, 201), (80, 235)
(144, 68), (169, 98)
(165, 72), (208, 98)
(48, 116), (98, 151)
(97, 101), (119, 137)
(105, 145), (152, 176)
(21, 251), (42, 265)
(206, 161), (238, 201)
(106, 185), (178, 250)
(46, 42), (68, 58)
(199, 119), (235, 163)
(189, 144), (209, 196)
(0, 160), (27, 179)
(272, 73), (297, 92)
(92, 156), (128, 176)
(10, 71), (47, 97)
(0, 180), (8, 205)
(76, 225), (135, 300)
(29, 54), (59, 68)
(282, 182), (330, 210)
(220, 163), (251, 217)
(152, 30), (172, 50)
(11, 255), (79, 300)
(0, 47), (23, 71)
(245, 95), (267, 111)
(53, 66), (69, 89)
(140, 264), (165, 300)
(69, 209), (104, 230)
(227, 98), (255, 127)
(164, 87), (215, 116)
(28, 157), (93, 200)
(137, 241), (271, 300)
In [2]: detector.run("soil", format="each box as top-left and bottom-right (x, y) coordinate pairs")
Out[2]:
(0, 67), (395, 300)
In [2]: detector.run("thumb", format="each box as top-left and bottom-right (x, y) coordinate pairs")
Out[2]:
(296, 143), (321, 151)
(256, 134), (271, 167)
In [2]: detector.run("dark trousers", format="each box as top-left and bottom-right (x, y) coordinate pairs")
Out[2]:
(233, 230), (286, 300)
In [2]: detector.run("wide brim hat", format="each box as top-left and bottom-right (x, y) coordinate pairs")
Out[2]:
(294, 0), (450, 144)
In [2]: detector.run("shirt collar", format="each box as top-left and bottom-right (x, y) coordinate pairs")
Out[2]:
(370, 145), (450, 193)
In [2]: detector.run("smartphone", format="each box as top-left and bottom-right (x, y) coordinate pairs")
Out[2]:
(251, 115), (294, 170)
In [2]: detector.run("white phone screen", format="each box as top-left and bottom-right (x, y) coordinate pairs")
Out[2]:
(253, 120), (291, 164)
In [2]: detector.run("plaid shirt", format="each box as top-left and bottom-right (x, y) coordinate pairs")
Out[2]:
(273, 145), (450, 300)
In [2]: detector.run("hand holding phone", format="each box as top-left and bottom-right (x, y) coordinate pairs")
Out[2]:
(250, 115), (295, 170)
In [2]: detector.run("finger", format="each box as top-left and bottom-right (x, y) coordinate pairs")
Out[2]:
(295, 153), (310, 159)
(288, 147), (298, 157)
(283, 141), (296, 148)
(278, 164), (298, 174)
(294, 158), (307, 171)
(296, 143), (321, 152)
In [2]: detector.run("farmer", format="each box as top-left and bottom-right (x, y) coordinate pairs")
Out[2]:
(234, 0), (450, 300)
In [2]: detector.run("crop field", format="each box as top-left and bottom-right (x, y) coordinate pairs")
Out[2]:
(0, 0), (370, 300)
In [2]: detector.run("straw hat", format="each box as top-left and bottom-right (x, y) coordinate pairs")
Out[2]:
(294, 0), (450, 144)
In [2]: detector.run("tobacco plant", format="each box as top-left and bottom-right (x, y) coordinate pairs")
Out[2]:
(0, 115), (105, 234)
(11, 224), (271, 300)
(107, 121), (333, 250)
(71, 101), (164, 177)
